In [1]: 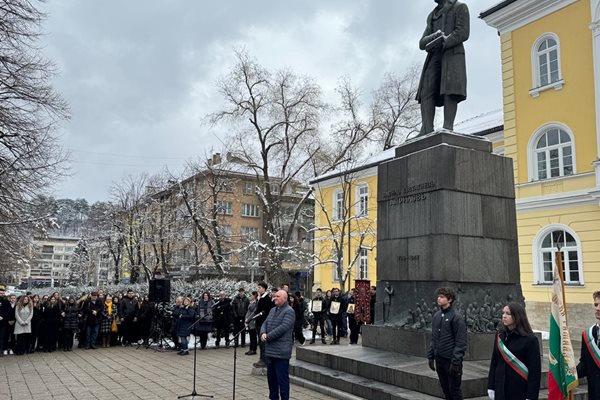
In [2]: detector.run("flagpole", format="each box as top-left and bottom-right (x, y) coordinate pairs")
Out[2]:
(555, 243), (567, 320)
(555, 242), (574, 400)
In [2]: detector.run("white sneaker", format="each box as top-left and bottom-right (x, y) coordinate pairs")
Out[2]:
(2, 350), (6, 356)
(8, 349), (13, 355)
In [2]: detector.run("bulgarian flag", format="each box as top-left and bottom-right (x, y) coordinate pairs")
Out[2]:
(548, 249), (578, 399)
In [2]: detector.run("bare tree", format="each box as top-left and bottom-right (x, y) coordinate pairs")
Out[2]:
(210, 50), (369, 283)
(109, 174), (150, 284)
(371, 66), (421, 149)
(0, 0), (69, 278)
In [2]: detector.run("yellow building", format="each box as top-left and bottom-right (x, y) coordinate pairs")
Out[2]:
(310, 151), (395, 293)
(482, 0), (600, 331)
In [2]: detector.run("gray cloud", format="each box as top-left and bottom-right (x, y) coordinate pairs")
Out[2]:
(41, 0), (502, 201)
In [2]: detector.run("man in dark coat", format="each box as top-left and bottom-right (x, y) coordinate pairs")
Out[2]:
(309, 288), (327, 344)
(416, 0), (470, 136)
(260, 290), (295, 400)
(213, 291), (232, 348)
(81, 291), (103, 349)
(328, 288), (348, 345)
(232, 288), (250, 348)
(118, 289), (139, 346)
(427, 287), (467, 400)
(577, 290), (600, 398)
(254, 281), (274, 368)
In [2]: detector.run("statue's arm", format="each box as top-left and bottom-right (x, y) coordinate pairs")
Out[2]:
(419, 13), (434, 51)
(444, 3), (470, 49)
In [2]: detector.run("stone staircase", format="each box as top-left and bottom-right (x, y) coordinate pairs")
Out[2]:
(290, 344), (587, 399)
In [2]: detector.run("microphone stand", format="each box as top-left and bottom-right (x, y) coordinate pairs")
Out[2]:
(178, 312), (213, 399)
(228, 312), (261, 400)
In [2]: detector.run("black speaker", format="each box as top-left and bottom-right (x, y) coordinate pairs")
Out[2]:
(149, 279), (171, 303)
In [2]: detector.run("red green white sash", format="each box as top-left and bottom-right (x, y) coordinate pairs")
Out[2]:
(583, 326), (600, 369)
(497, 335), (528, 381)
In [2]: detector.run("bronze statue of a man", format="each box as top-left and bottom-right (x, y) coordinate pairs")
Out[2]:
(416, 0), (470, 136)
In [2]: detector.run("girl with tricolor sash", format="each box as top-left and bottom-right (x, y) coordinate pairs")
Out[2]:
(576, 290), (600, 399)
(487, 302), (541, 400)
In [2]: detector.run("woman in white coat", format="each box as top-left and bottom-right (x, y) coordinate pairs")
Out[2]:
(14, 295), (33, 355)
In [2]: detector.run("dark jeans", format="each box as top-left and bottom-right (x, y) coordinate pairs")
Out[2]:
(233, 319), (246, 346)
(248, 327), (257, 352)
(435, 357), (463, 400)
(266, 356), (290, 400)
(257, 324), (265, 361)
(16, 333), (30, 355)
(179, 335), (189, 351)
(330, 315), (342, 341)
(311, 314), (325, 340)
(197, 332), (208, 349)
(0, 323), (6, 353)
(63, 329), (75, 350)
(121, 318), (136, 344)
(215, 322), (229, 346)
(293, 325), (304, 344)
(86, 324), (99, 348)
(348, 317), (363, 344)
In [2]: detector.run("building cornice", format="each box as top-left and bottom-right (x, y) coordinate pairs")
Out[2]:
(481, 0), (578, 34)
(516, 188), (600, 212)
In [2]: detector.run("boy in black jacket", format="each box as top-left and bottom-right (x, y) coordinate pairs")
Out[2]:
(427, 287), (467, 400)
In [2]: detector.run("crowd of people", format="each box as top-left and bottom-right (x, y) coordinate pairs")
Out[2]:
(0, 285), (156, 356)
(0, 282), (376, 360)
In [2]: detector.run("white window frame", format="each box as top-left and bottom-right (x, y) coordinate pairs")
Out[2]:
(355, 183), (369, 217)
(532, 224), (584, 285)
(332, 250), (343, 281)
(333, 189), (344, 221)
(242, 203), (260, 217)
(218, 224), (232, 239)
(530, 33), (564, 97)
(527, 122), (576, 182)
(357, 248), (368, 279)
(241, 226), (259, 240)
(215, 200), (233, 215)
(244, 182), (255, 196)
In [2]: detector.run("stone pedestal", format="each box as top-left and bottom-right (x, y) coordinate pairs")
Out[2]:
(375, 131), (523, 328)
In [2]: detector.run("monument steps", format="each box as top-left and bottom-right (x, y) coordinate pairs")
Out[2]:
(291, 345), (561, 399)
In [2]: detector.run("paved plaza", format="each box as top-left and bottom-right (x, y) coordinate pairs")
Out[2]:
(0, 342), (337, 400)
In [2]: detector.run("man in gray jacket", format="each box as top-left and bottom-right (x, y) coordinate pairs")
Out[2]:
(260, 290), (295, 400)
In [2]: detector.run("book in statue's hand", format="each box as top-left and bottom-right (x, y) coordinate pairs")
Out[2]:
(425, 34), (444, 51)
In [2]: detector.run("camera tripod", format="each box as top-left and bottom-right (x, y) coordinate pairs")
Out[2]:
(138, 303), (173, 352)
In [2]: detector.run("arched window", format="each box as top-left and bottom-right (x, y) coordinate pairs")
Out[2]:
(531, 33), (563, 95)
(533, 226), (583, 285)
(528, 123), (575, 181)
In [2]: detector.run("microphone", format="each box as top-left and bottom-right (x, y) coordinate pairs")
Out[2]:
(249, 311), (263, 321)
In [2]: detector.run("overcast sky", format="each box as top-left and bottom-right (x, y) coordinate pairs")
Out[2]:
(41, 0), (503, 202)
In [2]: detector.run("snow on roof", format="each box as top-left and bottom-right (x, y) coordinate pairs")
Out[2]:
(310, 147), (397, 184)
(454, 109), (504, 136)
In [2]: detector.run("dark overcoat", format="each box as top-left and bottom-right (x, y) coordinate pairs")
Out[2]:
(194, 300), (214, 333)
(176, 306), (197, 337)
(487, 330), (541, 400)
(577, 326), (600, 399)
(416, 0), (469, 106)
